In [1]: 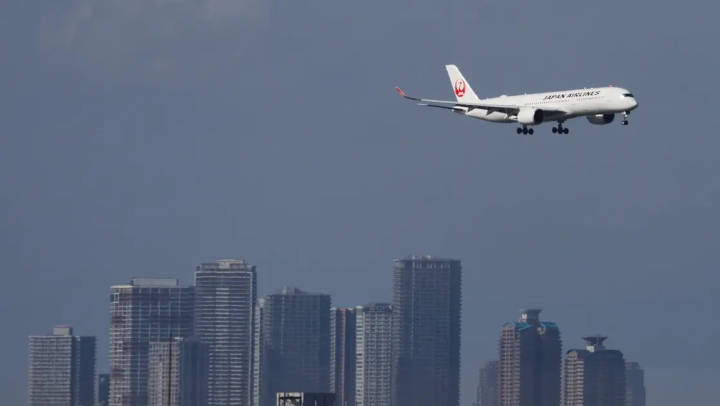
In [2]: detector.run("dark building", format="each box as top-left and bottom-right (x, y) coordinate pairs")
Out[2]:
(330, 307), (357, 406)
(257, 286), (332, 406)
(624, 362), (645, 406)
(477, 361), (499, 406)
(98, 374), (110, 406)
(391, 255), (462, 406)
(28, 326), (96, 406)
(563, 335), (625, 406)
(498, 309), (561, 406)
(195, 259), (258, 406)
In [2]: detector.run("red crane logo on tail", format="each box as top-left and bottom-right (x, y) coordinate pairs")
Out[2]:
(455, 80), (466, 97)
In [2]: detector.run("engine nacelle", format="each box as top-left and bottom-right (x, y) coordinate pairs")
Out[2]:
(586, 113), (615, 125)
(517, 108), (544, 125)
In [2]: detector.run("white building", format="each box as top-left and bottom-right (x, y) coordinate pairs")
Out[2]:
(109, 278), (195, 406)
(195, 259), (258, 406)
(28, 326), (96, 406)
(355, 303), (392, 406)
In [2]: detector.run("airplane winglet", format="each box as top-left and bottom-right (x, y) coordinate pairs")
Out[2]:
(395, 87), (408, 98)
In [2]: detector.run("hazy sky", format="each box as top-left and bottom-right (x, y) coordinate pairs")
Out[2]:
(2, 1), (719, 405)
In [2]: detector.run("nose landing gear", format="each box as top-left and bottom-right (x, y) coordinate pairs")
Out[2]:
(621, 111), (630, 125)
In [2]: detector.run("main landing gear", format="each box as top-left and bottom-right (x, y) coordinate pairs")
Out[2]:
(516, 125), (534, 135)
(621, 111), (630, 125)
(552, 122), (569, 134)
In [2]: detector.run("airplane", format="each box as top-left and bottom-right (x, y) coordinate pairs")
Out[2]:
(395, 65), (638, 134)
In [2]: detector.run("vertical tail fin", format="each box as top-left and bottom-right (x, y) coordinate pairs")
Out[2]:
(445, 64), (480, 102)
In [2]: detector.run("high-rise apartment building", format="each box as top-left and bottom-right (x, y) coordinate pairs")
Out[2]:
(498, 309), (561, 406)
(330, 307), (357, 406)
(536, 313), (562, 406)
(564, 335), (625, 406)
(477, 360), (499, 406)
(28, 326), (96, 406)
(624, 362), (645, 406)
(148, 337), (209, 406)
(98, 374), (110, 406)
(391, 255), (462, 406)
(355, 303), (392, 406)
(257, 286), (332, 406)
(195, 259), (258, 406)
(109, 278), (195, 406)
(252, 299), (266, 406)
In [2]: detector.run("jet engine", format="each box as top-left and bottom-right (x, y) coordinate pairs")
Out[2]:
(517, 108), (544, 125)
(586, 113), (615, 125)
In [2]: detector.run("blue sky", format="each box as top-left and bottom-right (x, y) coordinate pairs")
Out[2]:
(2, 1), (719, 405)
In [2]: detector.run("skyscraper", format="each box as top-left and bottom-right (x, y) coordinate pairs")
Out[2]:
(564, 335), (625, 406)
(330, 307), (357, 406)
(477, 361), (499, 406)
(624, 362), (645, 406)
(391, 255), (462, 406)
(537, 313), (562, 406)
(195, 259), (258, 406)
(498, 309), (561, 406)
(252, 299), (266, 406)
(148, 337), (209, 406)
(257, 286), (332, 406)
(28, 326), (96, 406)
(109, 278), (195, 406)
(355, 303), (392, 406)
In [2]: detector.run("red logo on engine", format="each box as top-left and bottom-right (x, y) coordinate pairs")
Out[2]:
(454, 80), (466, 97)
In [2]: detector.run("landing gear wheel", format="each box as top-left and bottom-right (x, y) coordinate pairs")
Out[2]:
(622, 120), (629, 125)
(522, 128), (528, 135)
(517, 127), (522, 134)
(563, 127), (569, 134)
(528, 128), (534, 135)
(552, 127), (557, 134)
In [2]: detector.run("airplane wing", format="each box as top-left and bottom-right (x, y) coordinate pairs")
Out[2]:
(395, 87), (566, 116)
(417, 103), (466, 111)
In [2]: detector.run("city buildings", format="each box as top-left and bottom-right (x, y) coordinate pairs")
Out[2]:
(391, 255), (462, 406)
(257, 286), (332, 406)
(330, 307), (357, 406)
(28, 326), (96, 406)
(109, 278), (195, 406)
(355, 303), (392, 406)
(564, 335), (626, 406)
(195, 259), (258, 406)
(27, 255), (648, 406)
(498, 309), (561, 406)
(148, 337), (209, 406)
(477, 360), (499, 406)
(624, 362), (646, 406)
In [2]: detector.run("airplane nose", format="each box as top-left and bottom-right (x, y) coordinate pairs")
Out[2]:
(630, 98), (638, 110)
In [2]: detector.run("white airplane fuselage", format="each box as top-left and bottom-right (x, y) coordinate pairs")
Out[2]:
(460, 87), (638, 124)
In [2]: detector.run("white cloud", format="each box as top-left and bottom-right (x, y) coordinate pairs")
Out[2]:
(40, 0), (269, 86)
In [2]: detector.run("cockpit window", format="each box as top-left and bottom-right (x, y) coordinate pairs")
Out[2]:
(622, 93), (634, 97)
